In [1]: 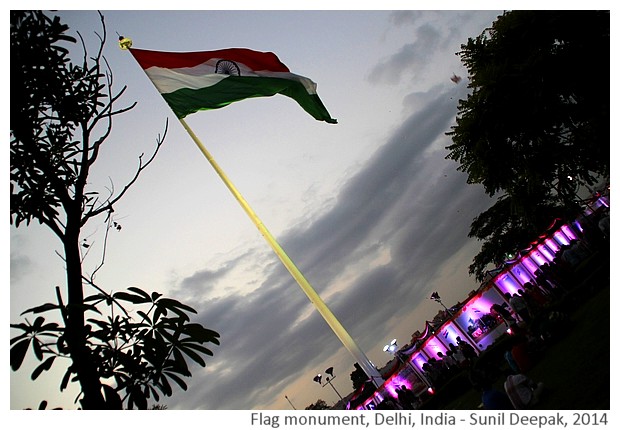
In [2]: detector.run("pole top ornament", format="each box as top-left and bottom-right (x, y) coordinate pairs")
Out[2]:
(118, 36), (132, 50)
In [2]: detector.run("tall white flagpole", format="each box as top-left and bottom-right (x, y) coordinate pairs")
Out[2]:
(177, 118), (384, 388)
(120, 36), (384, 388)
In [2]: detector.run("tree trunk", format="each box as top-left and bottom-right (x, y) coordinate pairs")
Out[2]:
(63, 219), (108, 409)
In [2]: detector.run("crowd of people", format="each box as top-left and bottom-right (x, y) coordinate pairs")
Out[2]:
(468, 209), (609, 410)
(373, 207), (609, 411)
(420, 336), (478, 387)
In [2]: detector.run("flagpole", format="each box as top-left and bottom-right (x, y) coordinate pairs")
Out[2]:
(177, 117), (383, 388)
(119, 37), (382, 388)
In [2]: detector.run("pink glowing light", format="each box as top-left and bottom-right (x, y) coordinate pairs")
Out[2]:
(537, 242), (555, 261)
(598, 195), (610, 208)
(437, 321), (471, 349)
(553, 229), (571, 246)
(562, 223), (578, 240)
(494, 271), (522, 296)
(510, 262), (535, 285)
(544, 237), (560, 253)
(384, 375), (408, 399)
(453, 288), (510, 351)
(411, 352), (428, 373)
(528, 249), (550, 266)
(520, 256), (539, 277)
(422, 336), (448, 360)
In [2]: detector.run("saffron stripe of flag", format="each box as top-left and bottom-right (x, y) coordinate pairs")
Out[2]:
(129, 47), (337, 123)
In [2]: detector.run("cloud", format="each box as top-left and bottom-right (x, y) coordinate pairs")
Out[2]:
(165, 83), (491, 410)
(388, 10), (424, 27)
(280, 85), (463, 281)
(369, 10), (500, 88)
(172, 247), (261, 298)
(169, 269), (339, 409)
(175, 264), (233, 297)
(368, 23), (441, 85)
(10, 251), (31, 284)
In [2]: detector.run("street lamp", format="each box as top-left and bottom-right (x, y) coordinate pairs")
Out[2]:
(383, 339), (409, 365)
(383, 338), (398, 354)
(430, 291), (453, 316)
(384, 338), (416, 372)
(313, 366), (343, 400)
(285, 395), (296, 410)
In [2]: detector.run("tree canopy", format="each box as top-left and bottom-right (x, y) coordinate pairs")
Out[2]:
(446, 10), (610, 280)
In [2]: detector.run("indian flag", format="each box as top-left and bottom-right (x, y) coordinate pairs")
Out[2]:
(129, 47), (337, 123)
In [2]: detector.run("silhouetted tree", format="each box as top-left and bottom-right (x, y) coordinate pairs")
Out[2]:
(305, 399), (330, 410)
(446, 10), (610, 280)
(10, 10), (220, 409)
(350, 363), (368, 391)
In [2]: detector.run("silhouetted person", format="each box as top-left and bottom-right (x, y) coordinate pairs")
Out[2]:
(491, 303), (516, 325)
(456, 336), (477, 361)
(396, 385), (418, 409)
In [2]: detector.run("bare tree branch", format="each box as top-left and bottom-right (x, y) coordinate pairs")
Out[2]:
(82, 119), (168, 223)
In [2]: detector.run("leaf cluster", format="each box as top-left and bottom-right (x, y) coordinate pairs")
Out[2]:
(11, 286), (220, 409)
(11, 11), (100, 228)
(305, 399), (330, 410)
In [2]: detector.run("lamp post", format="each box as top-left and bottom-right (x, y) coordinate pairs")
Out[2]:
(313, 366), (343, 401)
(383, 338), (399, 355)
(383, 339), (414, 370)
(285, 395), (296, 410)
(430, 291), (453, 316)
(384, 338), (420, 375)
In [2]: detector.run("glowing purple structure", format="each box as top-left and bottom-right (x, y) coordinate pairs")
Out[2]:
(352, 219), (583, 410)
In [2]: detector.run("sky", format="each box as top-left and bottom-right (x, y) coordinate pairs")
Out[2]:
(8, 4), (611, 415)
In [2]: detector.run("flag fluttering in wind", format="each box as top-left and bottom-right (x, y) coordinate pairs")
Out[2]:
(129, 47), (337, 123)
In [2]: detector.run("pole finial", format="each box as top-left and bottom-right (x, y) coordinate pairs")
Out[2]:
(118, 36), (132, 50)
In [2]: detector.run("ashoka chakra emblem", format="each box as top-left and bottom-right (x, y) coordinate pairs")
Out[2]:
(215, 59), (241, 76)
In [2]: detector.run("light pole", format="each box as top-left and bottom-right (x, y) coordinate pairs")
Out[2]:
(430, 291), (453, 316)
(383, 339), (412, 369)
(384, 338), (418, 374)
(383, 338), (399, 355)
(285, 395), (296, 410)
(313, 366), (343, 401)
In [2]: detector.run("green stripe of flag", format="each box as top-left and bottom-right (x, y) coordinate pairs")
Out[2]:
(162, 76), (337, 123)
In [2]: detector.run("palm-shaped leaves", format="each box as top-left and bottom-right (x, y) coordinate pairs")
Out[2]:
(10, 285), (220, 409)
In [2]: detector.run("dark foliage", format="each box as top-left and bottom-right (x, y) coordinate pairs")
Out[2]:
(446, 11), (610, 280)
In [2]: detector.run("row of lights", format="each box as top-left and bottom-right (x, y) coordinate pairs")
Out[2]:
(310, 292), (449, 404)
